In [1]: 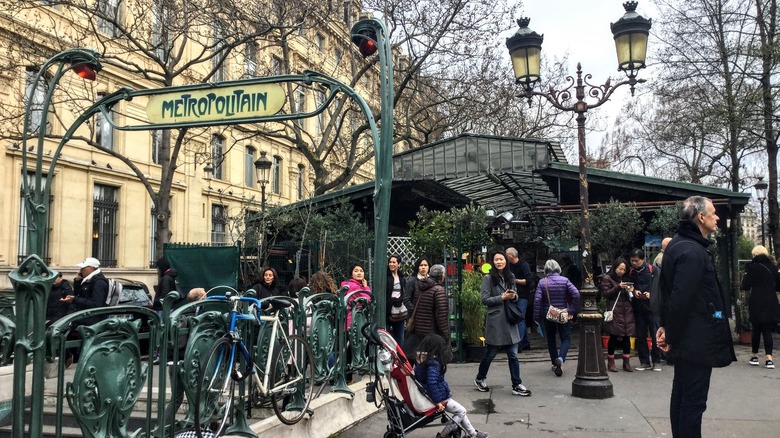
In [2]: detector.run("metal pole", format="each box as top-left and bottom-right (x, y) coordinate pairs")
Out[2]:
(261, 182), (266, 266)
(351, 18), (394, 329)
(760, 200), (766, 246)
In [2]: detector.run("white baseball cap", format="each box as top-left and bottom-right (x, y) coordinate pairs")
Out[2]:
(76, 257), (100, 269)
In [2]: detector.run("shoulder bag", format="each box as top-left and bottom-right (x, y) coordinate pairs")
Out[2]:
(603, 287), (620, 322)
(405, 290), (424, 334)
(545, 278), (569, 324)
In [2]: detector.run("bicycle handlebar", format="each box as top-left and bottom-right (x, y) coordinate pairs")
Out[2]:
(204, 294), (296, 310)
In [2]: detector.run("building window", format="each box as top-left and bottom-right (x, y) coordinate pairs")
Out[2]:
(151, 0), (169, 59)
(316, 90), (326, 134)
(297, 164), (305, 200)
(211, 134), (224, 180)
(272, 155), (282, 195)
(18, 172), (51, 264)
(211, 204), (227, 245)
(149, 209), (158, 267)
(93, 184), (119, 267)
(95, 92), (114, 150)
(343, 0), (351, 25)
(212, 20), (227, 81)
(316, 33), (326, 51)
(25, 67), (48, 135)
(97, 0), (122, 36)
(245, 145), (256, 188)
(296, 25), (305, 37)
(295, 88), (306, 127)
(245, 42), (257, 76)
(151, 129), (165, 164)
(272, 56), (283, 75)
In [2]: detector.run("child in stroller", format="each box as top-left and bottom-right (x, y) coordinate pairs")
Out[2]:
(414, 334), (488, 438)
(363, 325), (488, 438)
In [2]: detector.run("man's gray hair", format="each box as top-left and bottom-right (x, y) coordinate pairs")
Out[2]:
(544, 259), (562, 275)
(429, 264), (446, 282)
(505, 247), (518, 257)
(680, 196), (711, 222)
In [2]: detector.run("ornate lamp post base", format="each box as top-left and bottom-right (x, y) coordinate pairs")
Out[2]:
(571, 284), (613, 399)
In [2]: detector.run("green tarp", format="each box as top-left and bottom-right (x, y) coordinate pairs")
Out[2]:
(164, 243), (239, 295)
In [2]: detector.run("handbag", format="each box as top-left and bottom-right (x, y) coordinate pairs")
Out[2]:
(504, 299), (524, 325)
(390, 303), (408, 322)
(603, 287), (621, 322)
(405, 290), (424, 334)
(544, 279), (569, 324)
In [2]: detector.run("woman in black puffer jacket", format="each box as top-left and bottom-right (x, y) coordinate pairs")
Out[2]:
(741, 245), (780, 369)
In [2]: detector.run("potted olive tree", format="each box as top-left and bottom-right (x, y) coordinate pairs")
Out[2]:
(460, 270), (486, 362)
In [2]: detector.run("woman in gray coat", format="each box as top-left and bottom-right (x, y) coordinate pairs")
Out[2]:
(474, 250), (532, 397)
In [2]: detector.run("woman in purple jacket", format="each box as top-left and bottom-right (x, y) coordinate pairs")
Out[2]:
(534, 259), (580, 377)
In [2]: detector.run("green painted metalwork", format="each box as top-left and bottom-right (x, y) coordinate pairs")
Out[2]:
(304, 293), (338, 384)
(0, 315), (14, 366)
(8, 255), (57, 438)
(345, 291), (374, 375)
(179, 309), (228, 426)
(350, 18), (394, 329)
(14, 19), (394, 435)
(67, 318), (147, 438)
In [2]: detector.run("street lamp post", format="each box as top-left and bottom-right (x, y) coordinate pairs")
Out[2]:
(755, 178), (768, 246)
(12, 48), (102, 438)
(506, 1), (651, 399)
(254, 151), (273, 265)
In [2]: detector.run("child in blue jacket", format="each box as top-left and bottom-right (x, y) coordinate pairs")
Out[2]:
(414, 334), (488, 438)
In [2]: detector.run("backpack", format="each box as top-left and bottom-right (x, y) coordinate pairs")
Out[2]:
(105, 278), (124, 306)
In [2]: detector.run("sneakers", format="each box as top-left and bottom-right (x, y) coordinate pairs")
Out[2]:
(474, 378), (489, 392)
(749, 357), (759, 366)
(652, 363), (662, 372)
(766, 360), (775, 369)
(552, 358), (563, 377)
(635, 363), (652, 371)
(511, 384), (532, 397)
(471, 431), (489, 438)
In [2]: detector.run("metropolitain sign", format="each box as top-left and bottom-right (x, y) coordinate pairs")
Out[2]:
(146, 84), (286, 124)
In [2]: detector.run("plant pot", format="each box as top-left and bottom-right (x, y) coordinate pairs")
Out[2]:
(739, 331), (752, 345)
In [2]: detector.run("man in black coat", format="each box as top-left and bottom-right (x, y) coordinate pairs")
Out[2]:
(46, 272), (73, 324)
(657, 196), (736, 438)
(506, 247), (534, 350)
(62, 257), (109, 326)
(629, 248), (661, 371)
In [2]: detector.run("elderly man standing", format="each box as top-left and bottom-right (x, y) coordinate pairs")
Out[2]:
(657, 196), (735, 438)
(61, 257), (110, 326)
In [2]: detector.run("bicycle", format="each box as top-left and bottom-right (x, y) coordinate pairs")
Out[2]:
(193, 292), (315, 436)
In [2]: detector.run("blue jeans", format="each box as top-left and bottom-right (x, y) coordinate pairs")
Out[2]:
(544, 320), (571, 364)
(476, 343), (521, 386)
(516, 298), (529, 347)
(387, 320), (405, 346)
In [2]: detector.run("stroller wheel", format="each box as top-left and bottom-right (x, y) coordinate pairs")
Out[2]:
(383, 431), (399, 438)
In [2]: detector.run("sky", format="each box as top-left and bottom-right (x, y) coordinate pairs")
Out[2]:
(505, 0), (659, 159)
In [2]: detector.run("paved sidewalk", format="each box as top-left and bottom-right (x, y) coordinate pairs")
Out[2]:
(339, 334), (780, 437)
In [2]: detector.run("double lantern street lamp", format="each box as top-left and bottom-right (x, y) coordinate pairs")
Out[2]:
(506, 1), (651, 399)
(755, 178), (768, 246)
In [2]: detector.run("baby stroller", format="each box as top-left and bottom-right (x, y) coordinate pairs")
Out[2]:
(363, 325), (466, 438)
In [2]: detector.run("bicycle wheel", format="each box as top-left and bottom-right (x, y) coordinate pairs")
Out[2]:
(270, 334), (315, 425)
(194, 336), (235, 437)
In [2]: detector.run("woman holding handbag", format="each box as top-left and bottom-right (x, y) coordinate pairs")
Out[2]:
(599, 258), (636, 372)
(534, 259), (580, 377)
(474, 250), (531, 397)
